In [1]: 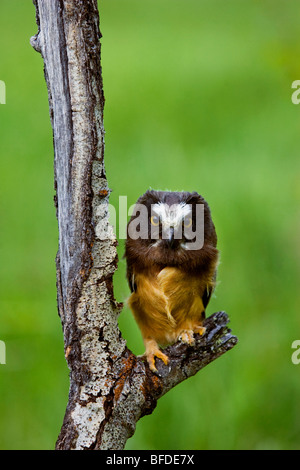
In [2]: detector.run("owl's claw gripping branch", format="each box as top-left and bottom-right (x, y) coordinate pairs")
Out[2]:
(179, 329), (195, 345)
(145, 311), (238, 386)
(144, 338), (169, 372)
(194, 325), (206, 336)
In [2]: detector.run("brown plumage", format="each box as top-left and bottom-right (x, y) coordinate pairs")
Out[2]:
(124, 190), (219, 372)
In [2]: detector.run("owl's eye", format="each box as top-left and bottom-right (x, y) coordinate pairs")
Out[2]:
(184, 217), (192, 228)
(150, 215), (160, 226)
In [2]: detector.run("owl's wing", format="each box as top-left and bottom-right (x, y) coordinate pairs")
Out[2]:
(202, 284), (213, 309)
(126, 265), (137, 293)
(202, 270), (217, 309)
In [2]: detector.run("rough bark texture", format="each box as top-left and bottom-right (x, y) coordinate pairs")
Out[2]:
(31, 0), (238, 450)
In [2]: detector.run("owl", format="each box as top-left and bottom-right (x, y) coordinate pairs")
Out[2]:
(124, 190), (219, 372)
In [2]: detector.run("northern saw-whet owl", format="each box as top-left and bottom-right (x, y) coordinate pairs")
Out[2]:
(124, 190), (219, 372)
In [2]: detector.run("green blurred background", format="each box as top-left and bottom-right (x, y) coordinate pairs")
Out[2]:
(0, 0), (300, 450)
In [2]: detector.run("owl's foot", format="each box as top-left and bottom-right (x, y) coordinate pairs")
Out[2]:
(194, 325), (206, 336)
(179, 329), (195, 346)
(144, 339), (169, 373)
(146, 349), (169, 373)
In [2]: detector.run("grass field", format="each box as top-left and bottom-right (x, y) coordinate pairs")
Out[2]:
(0, 0), (300, 450)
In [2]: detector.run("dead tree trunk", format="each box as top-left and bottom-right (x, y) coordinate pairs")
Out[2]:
(31, 0), (238, 450)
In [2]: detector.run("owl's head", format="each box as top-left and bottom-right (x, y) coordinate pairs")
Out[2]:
(125, 190), (217, 270)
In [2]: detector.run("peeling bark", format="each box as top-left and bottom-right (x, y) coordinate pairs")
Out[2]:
(31, 0), (238, 450)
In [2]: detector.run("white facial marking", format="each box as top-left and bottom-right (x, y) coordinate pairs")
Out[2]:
(152, 202), (191, 229)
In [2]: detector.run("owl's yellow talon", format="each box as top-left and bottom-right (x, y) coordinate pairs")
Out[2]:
(158, 351), (169, 366)
(146, 349), (169, 373)
(148, 356), (158, 373)
(194, 326), (206, 336)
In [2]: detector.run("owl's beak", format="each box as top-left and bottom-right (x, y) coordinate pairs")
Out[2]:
(168, 226), (175, 248)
